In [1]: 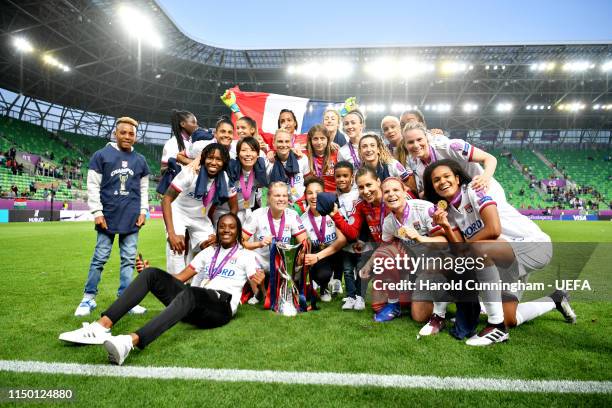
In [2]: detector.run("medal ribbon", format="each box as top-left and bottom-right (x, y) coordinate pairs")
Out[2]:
(450, 189), (462, 208)
(314, 156), (323, 177)
(308, 210), (327, 245)
(394, 202), (411, 229)
(202, 180), (217, 208)
(267, 209), (286, 241)
(240, 169), (255, 203)
(348, 143), (361, 168)
(208, 244), (239, 281)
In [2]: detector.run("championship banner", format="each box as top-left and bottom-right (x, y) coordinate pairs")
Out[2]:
(541, 179), (567, 188)
(17, 152), (41, 166)
(229, 86), (342, 135)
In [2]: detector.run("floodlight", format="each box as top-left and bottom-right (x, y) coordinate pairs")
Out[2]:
(364, 58), (396, 80)
(496, 103), (513, 112)
(13, 37), (33, 53)
(562, 61), (595, 72)
(118, 5), (163, 49)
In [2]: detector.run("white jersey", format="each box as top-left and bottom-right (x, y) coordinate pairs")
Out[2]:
(337, 142), (361, 168)
(428, 132), (449, 144)
(265, 155), (310, 202)
(381, 199), (439, 243)
(190, 245), (258, 315)
(170, 167), (236, 218)
(300, 210), (338, 251)
(215, 168), (261, 225)
(188, 139), (238, 160)
(446, 185), (549, 242)
(162, 136), (192, 164)
(411, 139), (504, 201)
(242, 207), (306, 271)
(384, 159), (413, 181)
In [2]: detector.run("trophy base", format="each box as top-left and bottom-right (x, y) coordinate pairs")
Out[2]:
(279, 300), (298, 317)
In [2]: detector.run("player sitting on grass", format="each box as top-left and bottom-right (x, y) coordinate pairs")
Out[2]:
(59, 213), (265, 366)
(422, 159), (576, 346)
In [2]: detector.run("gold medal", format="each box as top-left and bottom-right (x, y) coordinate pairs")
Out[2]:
(243, 201), (250, 209)
(398, 226), (408, 238)
(437, 200), (448, 210)
(319, 243), (327, 250)
(201, 207), (206, 216)
(291, 187), (297, 196)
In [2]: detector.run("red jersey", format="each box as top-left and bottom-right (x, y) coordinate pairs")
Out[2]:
(331, 199), (387, 243)
(312, 151), (338, 193)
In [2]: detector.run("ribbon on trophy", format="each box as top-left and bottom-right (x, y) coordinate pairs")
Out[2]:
(265, 238), (313, 315)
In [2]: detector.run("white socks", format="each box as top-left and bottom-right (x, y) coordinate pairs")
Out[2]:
(165, 242), (186, 275)
(515, 297), (556, 326)
(476, 265), (504, 325)
(433, 301), (448, 318)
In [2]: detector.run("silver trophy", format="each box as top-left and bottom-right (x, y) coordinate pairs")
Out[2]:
(119, 173), (128, 193)
(275, 241), (303, 317)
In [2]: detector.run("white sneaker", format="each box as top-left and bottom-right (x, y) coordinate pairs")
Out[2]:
(418, 313), (446, 336)
(104, 335), (133, 366)
(328, 279), (343, 295)
(74, 298), (97, 317)
(342, 297), (356, 310)
(320, 290), (332, 303)
(247, 296), (259, 305)
(128, 304), (147, 315)
(58, 322), (111, 345)
(354, 296), (366, 311)
(466, 324), (509, 346)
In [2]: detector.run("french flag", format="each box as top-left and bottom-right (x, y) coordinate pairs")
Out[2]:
(228, 86), (342, 135)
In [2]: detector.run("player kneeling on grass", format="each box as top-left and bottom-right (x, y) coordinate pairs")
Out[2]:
(358, 177), (448, 325)
(59, 213), (264, 365)
(422, 159), (576, 347)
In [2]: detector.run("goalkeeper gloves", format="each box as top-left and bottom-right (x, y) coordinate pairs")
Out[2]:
(220, 90), (241, 114)
(340, 96), (357, 117)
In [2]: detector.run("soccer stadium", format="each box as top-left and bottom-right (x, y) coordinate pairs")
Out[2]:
(0, 0), (610, 406)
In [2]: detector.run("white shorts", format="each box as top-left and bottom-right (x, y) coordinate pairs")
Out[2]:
(503, 234), (552, 276)
(169, 207), (214, 252)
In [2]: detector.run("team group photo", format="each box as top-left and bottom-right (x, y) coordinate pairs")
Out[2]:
(0, 0), (610, 406)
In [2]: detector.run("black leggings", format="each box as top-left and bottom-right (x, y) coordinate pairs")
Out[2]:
(309, 255), (335, 293)
(102, 268), (232, 349)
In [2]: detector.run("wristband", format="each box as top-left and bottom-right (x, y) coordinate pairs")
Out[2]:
(229, 104), (240, 114)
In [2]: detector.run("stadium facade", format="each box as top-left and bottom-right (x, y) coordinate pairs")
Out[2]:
(0, 0), (610, 145)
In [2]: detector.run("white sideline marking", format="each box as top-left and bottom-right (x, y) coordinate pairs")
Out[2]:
(1, 360), (611, 394)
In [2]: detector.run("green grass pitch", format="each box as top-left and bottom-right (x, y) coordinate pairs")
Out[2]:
(0, 219), (610, 407)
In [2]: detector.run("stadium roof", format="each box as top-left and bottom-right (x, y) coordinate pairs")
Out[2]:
(1, 0), (611, 132)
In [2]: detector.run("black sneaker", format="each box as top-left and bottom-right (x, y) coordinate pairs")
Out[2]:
(550, 290), (577, 324)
